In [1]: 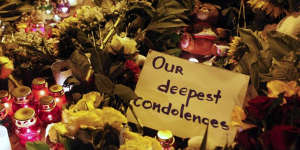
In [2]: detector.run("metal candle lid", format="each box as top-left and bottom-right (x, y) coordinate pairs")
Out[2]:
(157, 130), (173, 141)
(157, 130), (175, 147)
(14, 107), (35, 121)
(32, 77), (47, 89)
(39, 96), (56, 110)
(49, 84), (64, 96)
(11, 86), (32, 104)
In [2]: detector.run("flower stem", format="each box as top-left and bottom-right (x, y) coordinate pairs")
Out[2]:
(8, 74), (20, 87)
(100, 14), (123, 50)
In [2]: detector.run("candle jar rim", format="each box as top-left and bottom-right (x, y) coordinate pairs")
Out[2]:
(49, 84), (63, 93)
(39, 96), (56, 111)
(12, 86), (31, 99)
(14, 108), (35, 121)
(32, 77), (46, 85)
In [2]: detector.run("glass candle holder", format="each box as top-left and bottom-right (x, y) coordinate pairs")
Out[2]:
(14, 108), (41, 145)
(38, 96), (61, 126)
(32, 77), (49, 103)
(0, 125), (12, 150)
(156, 130), (175, 150)
(49, 84), (66, 109)
(12, 86), (35, 112)
(56, 0), (70, 18)
(0, 90), (13, 116)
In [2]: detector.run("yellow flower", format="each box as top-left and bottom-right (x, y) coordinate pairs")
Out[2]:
(267, 80), (298, 98)
(231, 106), (256, 130)
(51, 106), (127, 137)
(120, 130), (162, 150)
(0, 56), (14, 79)
(48, 122), (68, 143)
(69, 91), (103, 111)
(247, 0), (286, 18)
(228, 36), (242, 57)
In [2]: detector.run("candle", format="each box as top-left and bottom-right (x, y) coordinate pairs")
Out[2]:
(38, 96), (61, 126)
(51, 60), (73, 91)
(157, 130), (175, 150)
(0, 90), (13, 116)
(0, 125), (12, 150)
(32, 77), (49, 103)
(14, 108), (41, 145)
(49, 84), (66, 109)
(56, 0), (70, 18)
(11, 86), (35, 112)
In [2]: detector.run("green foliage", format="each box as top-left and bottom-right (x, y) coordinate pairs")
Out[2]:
(234, 28), (300, 94)
(25, 141), (49, 150)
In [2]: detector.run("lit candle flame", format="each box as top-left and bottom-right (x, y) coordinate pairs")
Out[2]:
(188, 57), (199, 63)
(3, 103), (9, 108)
(61, 7), (69, 13)
(55, 97), (60, 103)
(39, 90), (46, 96)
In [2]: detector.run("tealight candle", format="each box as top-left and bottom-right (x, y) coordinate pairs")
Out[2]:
(32, 77), (49, 103)
(14, 108), (41, 145)
(0, 125), (12, 150)
(56, 0), (70, 18)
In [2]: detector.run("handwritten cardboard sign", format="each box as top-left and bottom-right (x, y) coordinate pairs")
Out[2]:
(127, 50), (249, 147)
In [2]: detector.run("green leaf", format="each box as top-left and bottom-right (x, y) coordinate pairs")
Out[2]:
(113, 84), (137, 104)
(200, 125), (209, 150)
(146, 19), (187, 31)
(165, 48), (182, 56)
(26, 142), (49, 150)
(239, 28), (262, 54)
(267, 31), (300, 59)
(90, 49), (112, 74)
(109, 62), (125, 81)
(94, 73), (114, 95)
(69, 50), (91, 81)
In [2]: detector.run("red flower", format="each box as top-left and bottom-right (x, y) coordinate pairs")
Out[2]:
(124, 60), (140, 82)
(246, 96), (274, 120)
(262, 125), (300, 150)
(235, 127), (263, 150)
(0, 56), (14, 79)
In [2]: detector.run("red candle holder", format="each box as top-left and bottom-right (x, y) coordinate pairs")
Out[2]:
(14, 108), (41, 145)
(49, 84), (66, 109)
(12, 86), (35, 112)
(38, 96), (61, 126)
(0, 90), (13, 116)
(32, 77), (49, 103)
